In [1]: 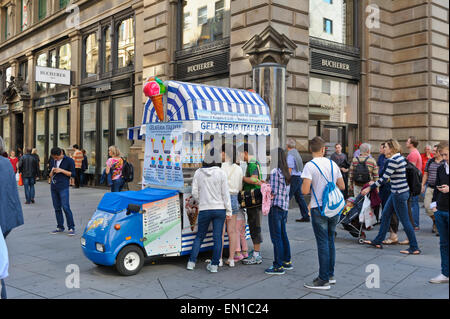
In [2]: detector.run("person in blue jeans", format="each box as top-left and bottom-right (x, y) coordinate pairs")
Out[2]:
(187, 143), (232, 273)
(429, 141), (449, 284)
(266, 148), (292, 275)
(286, 138), (309, 222)
(18, 148), (40, 204)
(362, 139), (420, 255)
(48, 147), (76, 236)
(301, 137), (345, 290)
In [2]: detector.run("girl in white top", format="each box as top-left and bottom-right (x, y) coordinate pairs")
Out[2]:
(220, 144), (244, 267)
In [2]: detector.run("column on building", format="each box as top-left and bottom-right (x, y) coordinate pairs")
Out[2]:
(230, 0), (310, 152)
(69, 31), (81, 148)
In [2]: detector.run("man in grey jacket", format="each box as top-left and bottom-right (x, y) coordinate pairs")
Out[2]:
(18, 148), (40, 204)
(286, 138), (309, 222)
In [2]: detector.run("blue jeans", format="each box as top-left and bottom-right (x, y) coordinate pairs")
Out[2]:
(110, 178), (124, 192)
(51, 187), (75, 231)
(310, 207), (339, 282)
(23, 177), (35, 203)
(189, 209), (226, 266)
(1, 231), (8, 299)
(373, 191), (419, 251)
(268, 206), (291, 268)
(434, 210), (449, 277)
(410, 195), (420, 227)
(289, 175), (309, 219)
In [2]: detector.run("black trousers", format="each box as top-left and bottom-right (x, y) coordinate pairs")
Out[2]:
(75, 168), (82, 188)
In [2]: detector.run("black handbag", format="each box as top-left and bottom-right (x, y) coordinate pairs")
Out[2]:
(238, 188), (263, 209)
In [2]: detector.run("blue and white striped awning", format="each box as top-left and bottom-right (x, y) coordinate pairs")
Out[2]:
(143, 81), (271, 125)
(129, 81), (272, 139)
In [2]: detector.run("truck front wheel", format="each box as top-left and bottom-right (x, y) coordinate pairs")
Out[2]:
(115, 245), (144, 276)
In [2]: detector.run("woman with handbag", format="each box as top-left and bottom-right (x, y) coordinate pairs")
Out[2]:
(105, 146), (124, 192)
(187, 144), (232, 273)
(265, 148), (292, 275)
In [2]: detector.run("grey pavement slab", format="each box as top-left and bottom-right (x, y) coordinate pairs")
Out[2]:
(2, 182), (448, 299)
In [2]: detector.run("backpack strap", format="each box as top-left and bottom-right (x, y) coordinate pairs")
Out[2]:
(309, 159), (334, 216)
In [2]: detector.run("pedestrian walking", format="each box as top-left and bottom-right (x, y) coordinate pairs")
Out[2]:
(31, 148), (41, 179)
(421, 145), (434, 175)
(187, 144), (232, 273)
(286, 138), (309, 222)
(18, 148), (40, 204)
(106, 146), (125, 192)
(349, 143), (379, 197)
(330, 143), (350, 199)
(429, 141), (449, 284)
(406, 136), (423, 230)
(220, 144), (243, 267)
(265, 148), (292, 275)
(422, 145), (444, 234)
(8, 150), (19, 174)
(0, 225), (9, 299)
(72, 144), (84, 188)
(49, 147), (76, 236)
(0, 137), (24, 299)
(301, 136), (345, 290)
(239, 143), (264, 265)
(362, 139), (421, 255)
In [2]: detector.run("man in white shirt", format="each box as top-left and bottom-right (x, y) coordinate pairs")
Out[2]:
(301, 136), (345, 290)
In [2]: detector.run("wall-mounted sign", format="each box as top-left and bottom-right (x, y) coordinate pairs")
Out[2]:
(311, 50), (360, 80)
(436, 75), (449, 88)
(176, 50), (229, 81)
(36, 66), (71, 85)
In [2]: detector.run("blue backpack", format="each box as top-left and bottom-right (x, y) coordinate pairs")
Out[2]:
(310, 159), (345, 218)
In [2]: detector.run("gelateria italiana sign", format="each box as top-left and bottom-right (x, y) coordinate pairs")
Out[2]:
(35, 66), (71, 85)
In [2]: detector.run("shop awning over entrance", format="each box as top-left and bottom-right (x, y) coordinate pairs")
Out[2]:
(128, 81), (272, 140)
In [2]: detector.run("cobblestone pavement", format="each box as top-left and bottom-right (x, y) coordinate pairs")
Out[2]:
(3, 182), (448, 299)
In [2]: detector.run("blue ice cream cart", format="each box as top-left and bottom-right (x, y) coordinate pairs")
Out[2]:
(81, 81), (272, 275)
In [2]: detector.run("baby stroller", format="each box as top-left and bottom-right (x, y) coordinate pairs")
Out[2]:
(336, 194), (366, 244)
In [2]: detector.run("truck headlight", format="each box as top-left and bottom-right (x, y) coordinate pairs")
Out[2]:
(80, 237), (86, 247)
(95, 243), (105, 252)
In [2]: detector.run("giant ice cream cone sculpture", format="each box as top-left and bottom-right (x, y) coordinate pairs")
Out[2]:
(143, 77), (166, 121)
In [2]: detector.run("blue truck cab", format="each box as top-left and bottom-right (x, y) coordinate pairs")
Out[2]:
(81, 188), (179, 276)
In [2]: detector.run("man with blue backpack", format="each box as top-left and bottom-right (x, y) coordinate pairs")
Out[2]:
(301, 136), (346, 290)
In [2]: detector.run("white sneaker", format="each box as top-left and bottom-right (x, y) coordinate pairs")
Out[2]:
(219, 259), (223, 267)
(186, 261), (195, 270)
(207, 263), (218, 273)
(328, 277), (336, 284)
(429, 274), (449, 284)
(227, 259), (235, 267)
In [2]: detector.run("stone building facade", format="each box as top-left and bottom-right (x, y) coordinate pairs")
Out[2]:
(0, 0), (448, 189)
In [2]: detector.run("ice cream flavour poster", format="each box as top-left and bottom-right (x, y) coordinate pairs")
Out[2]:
(143, 123), (184, 188)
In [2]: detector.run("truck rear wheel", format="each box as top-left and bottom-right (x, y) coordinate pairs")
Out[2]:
(115, 245), (144, 276)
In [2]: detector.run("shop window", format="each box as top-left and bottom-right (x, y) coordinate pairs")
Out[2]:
(18, 61), (28, 82)
(85, 33), (98, 77)
(59, 43), (71, 70)
(60, 0), (70, 9)
(309, 77), (357, 124)
(113, 96), (133, 158)
(117, 18), (134, 69)
(323, 18), (333, 34)
(81, 102), (97, 173)
(2, 117), (10, 154)
(181, 0), (230, 49)
(103, 27), (112, 73)
(5, 66), (12, 85)
(310, 0), (355, 46)
(57, 107), (70, 151)
(35, 110), (45, 170)
(38, 0), (46, 21)
(48, 108), (55, 146)
(36, 52), (47, 92)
